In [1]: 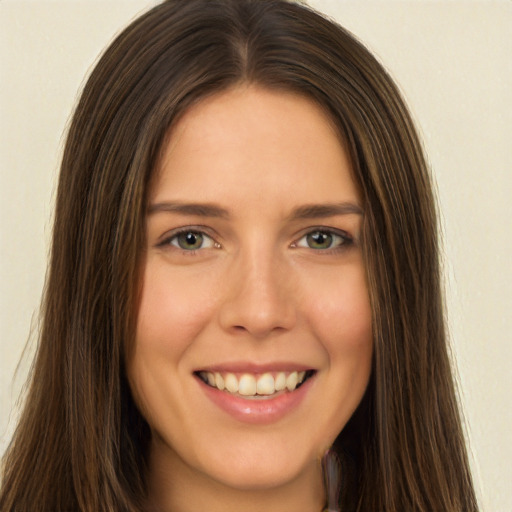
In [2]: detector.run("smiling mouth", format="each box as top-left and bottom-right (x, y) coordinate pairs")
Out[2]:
(195, 370), (316, 398)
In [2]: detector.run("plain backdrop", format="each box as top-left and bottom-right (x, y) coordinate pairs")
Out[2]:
(1, 1), (511, 510)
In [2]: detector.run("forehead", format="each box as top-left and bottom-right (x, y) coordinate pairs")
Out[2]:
(151, 85), (359, 209)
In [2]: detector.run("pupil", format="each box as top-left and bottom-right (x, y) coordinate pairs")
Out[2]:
(308, 231), (332, 249)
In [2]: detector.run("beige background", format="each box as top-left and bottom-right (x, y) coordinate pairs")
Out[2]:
(1, 1), (510, 510)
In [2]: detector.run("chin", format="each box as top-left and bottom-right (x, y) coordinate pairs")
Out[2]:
(205, 461), (310, 492)
(191, 435), (322, 491)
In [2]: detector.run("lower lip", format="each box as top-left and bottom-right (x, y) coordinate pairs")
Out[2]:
(197, 375), (315, 425)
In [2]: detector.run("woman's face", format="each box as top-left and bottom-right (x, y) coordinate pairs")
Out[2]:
(128, 86), (372, 492)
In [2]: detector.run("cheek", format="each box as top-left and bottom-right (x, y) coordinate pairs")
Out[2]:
(297, 265), (372, 449)
(128, 261), (219, 419)
(134, 259), (217, 354)
(303, 264), (373, 358)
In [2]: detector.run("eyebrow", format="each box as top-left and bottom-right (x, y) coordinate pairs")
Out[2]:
(148, 202), (230, 218)
(289, 202), (364, 219)
(147, 201), (363, 219)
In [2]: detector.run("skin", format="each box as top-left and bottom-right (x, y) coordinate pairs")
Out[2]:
(127, 85), (373, 512)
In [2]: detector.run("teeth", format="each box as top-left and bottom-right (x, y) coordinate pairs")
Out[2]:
(224, 373), (238, 393)
(274, 372), (286, 391)
(200, 370), (310, 397)
(238, 374), (257, 395)
(214, 373), (225, 391)
(256, 373), (275, 395)
(286, 371), (298, 391)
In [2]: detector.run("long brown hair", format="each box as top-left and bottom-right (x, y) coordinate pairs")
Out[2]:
(1, 1), (478, 510)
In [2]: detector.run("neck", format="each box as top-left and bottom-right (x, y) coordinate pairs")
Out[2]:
(146, 440), (326, 512)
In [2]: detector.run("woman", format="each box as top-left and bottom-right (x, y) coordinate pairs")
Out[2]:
(0, 0), (478, 511)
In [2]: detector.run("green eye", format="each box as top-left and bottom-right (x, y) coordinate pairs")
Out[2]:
(170, 231), (213, 250)
(295, 230), (350, 250)
(306, 231), (334, 249)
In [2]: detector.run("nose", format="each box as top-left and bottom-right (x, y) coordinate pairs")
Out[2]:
(218, 248), (296, 339)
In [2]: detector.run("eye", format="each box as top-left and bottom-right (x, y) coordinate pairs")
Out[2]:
(294, 229), (350, 250)
(166, 230), (217, 251)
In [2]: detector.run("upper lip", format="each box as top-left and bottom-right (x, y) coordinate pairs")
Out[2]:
(194, 362), (314, 374)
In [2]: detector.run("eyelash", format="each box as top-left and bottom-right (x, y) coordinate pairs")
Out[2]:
(157, 226), (353, 255)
